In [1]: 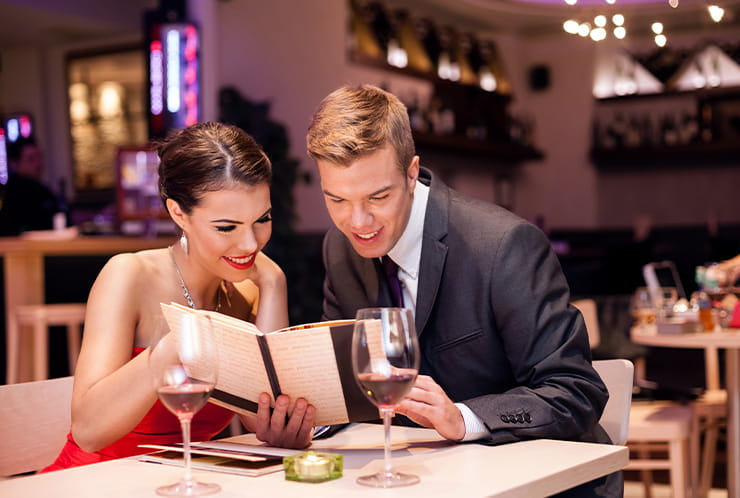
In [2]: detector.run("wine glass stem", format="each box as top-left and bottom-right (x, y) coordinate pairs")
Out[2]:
(180, 417), (193, 484)
(381, 407), (394, 476)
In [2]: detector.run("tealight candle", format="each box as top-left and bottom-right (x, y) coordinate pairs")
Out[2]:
(295, 452), (332, 479)
(283, 451), (343, 483)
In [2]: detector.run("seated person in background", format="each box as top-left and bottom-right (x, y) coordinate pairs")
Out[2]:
(0, 137), (59, 236)
(305, 84), (620, 497)
(43, 122), (315, 472)
(717, 253), (740, 287)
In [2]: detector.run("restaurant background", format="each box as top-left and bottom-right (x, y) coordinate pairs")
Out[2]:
(2, 0), (739, 231)
(0, 0), (739, 381)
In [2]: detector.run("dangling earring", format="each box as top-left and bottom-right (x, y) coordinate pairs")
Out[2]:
(180, 232), (189, 254)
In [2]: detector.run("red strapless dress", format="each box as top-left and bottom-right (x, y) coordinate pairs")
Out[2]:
(42, 347), (233, 472)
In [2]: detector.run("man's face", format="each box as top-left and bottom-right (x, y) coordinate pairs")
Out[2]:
(318, 145), (419, 259)
(14, 145), (43, 181)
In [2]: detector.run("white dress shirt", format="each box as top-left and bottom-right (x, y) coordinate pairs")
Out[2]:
(387, 180), (488, 442)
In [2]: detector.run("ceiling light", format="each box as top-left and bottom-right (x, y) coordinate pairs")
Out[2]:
(655, 34), (667, 47)
(479, 68), (497, 92)
(563, 20), (580, 34)
(564, 0), (578, 5)
(614, 26), (626, 39)
(578, 23), (591, 37)
(590, 27), (607, 41)
(605, 0), (616, 4)
(708, 5), (724, 22)
(612, 14), (624, 26)
(594, 15), (607, 27)
(651, 22), (664, 34)
(669, 0), (679, 7)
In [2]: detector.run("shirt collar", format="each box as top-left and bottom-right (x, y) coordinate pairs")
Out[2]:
(387, 180), (429, 280)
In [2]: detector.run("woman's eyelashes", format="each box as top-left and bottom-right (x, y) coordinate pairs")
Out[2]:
(214, 214), (270, 232)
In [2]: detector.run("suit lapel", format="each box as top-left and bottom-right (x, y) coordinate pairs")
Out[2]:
(415, 169), (449, 336)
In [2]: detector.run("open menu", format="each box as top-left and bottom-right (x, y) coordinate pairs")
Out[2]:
(160, 303), (379, 426)
(138, 440), (301, 477)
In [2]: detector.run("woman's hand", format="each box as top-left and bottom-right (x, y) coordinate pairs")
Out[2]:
(248, 251), (286, 290)
(253, 393), (315, 448)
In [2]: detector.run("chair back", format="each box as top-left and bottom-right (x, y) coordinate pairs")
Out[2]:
(0, 376), (73, 477)
(592, 359), (634, 445)
(572, 298), (600, 349)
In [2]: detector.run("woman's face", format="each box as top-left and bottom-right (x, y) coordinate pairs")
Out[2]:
(181, 183), (272, 282)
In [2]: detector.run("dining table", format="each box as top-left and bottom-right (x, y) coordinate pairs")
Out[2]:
(0, 233), (174, 382)
(631, 325), (740, 498)
(0, 422), (628, 497)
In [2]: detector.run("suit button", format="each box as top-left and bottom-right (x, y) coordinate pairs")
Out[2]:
(524, 413), (531, 423)
(516, 414), (524, 423)
(500, 415), (509, 423)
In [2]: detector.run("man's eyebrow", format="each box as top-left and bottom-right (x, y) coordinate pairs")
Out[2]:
(322, 186), (392, 199)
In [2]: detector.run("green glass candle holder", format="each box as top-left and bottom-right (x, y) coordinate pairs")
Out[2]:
(284, 451), (343, 483)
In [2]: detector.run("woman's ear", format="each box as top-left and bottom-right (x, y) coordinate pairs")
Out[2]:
(166, 198), (186, 230)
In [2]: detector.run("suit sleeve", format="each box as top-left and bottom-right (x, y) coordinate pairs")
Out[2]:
(463, 222), (609, 445)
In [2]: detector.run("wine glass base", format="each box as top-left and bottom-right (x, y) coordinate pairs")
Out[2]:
(356, 471), (420, 488)
(155, 480), (221, 497)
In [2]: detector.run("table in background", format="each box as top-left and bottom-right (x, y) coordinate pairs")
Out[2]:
(0, 423), (627, 497)
(631, 325), (740, 498)
(0, 235), (173, 382)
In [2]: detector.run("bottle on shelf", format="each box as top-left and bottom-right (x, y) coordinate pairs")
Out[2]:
(679, 110), (699, 144)
(699, 103), (714, 143)
(660, 113), (679, 146)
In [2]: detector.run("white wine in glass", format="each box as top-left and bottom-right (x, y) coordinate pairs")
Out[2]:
(149, 313), (220, 497)
(351, 307), (420, 488)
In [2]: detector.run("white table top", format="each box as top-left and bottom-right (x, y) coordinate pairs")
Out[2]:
(0, 423), (627, 498)
(631, 325), (740, 348)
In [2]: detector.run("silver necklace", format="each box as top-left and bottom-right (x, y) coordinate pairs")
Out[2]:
(169, 246), (221, 311)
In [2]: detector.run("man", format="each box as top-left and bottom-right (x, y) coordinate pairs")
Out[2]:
(0, 137), (59, 236)
(306, 84), (621, 496)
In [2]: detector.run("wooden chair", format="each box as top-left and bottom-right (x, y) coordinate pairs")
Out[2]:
(626, 401), (693, 498)
(6, 303), (86, 383)
(572, 298), (600, 350)
(0, 376), (73, 477)
(592, 359), (634, 445)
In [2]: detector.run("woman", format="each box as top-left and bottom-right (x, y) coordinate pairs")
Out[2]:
(44, 122), (314, 471)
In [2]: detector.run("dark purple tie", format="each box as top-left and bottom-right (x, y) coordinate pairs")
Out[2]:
(381, 256), (404, 308)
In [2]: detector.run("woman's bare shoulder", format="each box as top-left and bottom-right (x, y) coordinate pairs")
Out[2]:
(95, 249), (169, 289)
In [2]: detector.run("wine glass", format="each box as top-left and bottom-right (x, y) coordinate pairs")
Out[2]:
(149, 313), (220, 496)
(630, 287), (657, 327)
(351, 307), (420, 488)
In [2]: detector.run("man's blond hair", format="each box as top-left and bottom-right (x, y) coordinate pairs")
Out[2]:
(306, 84), (415, 173)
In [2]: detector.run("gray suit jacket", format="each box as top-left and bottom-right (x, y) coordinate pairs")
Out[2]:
(322, 167), (611, 448)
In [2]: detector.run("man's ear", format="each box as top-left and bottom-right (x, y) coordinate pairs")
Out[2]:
(407, 155), (420, 188)
(166, 198), (186, 230)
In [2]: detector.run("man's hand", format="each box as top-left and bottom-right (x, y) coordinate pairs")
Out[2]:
(254, 393), (315, 448)
(395, 375), (466, 441)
